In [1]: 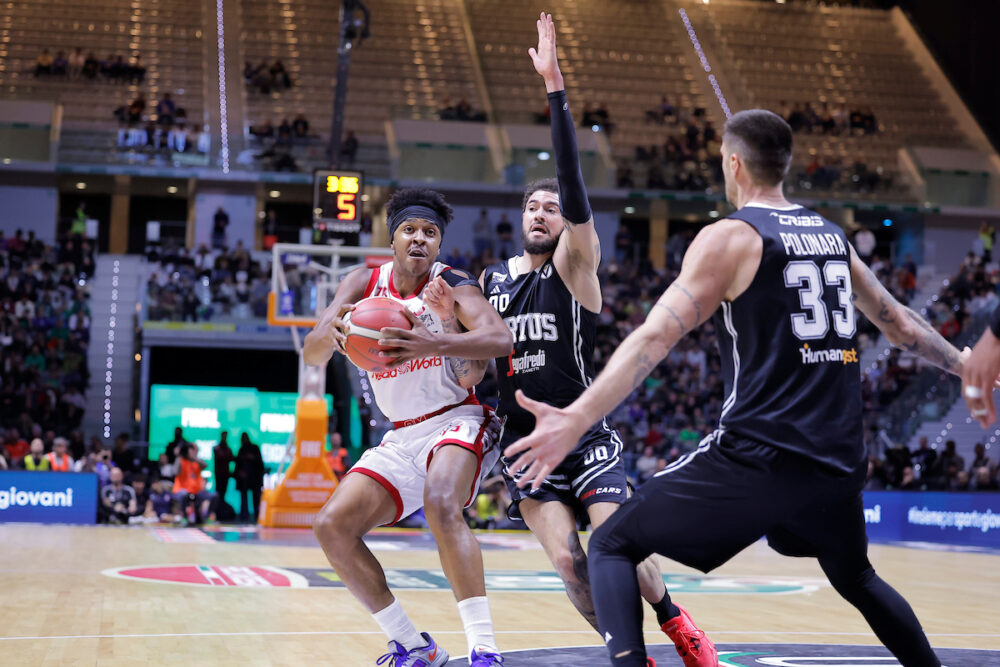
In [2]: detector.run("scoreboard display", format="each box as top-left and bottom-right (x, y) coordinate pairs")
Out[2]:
(313, 170), (364, 233)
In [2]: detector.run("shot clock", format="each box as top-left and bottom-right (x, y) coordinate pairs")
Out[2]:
(313, 170), (364, 237)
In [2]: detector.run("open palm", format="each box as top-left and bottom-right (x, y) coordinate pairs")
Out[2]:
(528, 12), (560, 81)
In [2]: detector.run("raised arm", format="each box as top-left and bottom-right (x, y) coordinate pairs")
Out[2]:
(505, 219), (760, 488)
(302, 266), (372, 367)
(849, 246), (963, 375)
(530, 13), (602, 307)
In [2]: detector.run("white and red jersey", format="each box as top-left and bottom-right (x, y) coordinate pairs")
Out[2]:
(360, 260), (475, 424)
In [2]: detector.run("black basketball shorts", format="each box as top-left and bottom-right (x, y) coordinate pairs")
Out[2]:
(501, 418), (628, 521)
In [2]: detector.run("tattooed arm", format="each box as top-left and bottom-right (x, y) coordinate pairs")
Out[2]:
(850, 246), (963, 375)
(504, 219), (760, 489)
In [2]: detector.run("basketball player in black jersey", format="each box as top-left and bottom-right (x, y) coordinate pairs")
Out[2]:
(480, 13), (706, 655)
(508, 109), (961, 666)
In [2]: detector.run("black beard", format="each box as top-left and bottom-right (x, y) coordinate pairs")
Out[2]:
(522, 232), (558, 256)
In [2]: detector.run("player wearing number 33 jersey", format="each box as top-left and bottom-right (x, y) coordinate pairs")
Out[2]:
(716, 202), (861, 473)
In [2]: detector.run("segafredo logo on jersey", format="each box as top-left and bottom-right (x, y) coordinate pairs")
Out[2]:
(798, 343), (858, 365)
(504, 313), (558, 343)
(371, 356), (444, 380)
(508, 349), (547, 375)
(0, 486), (74, 510)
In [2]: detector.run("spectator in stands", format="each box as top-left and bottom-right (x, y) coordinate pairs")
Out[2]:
(34, 49), (54, 77)
(213, 431), (234, 499)
(22, 439), (49, 471)
(933, 440), (965, 488)
(52, 51), (68, 77)
(129, 475), (151, 523)
(145, 478), (180, 522)
(128, 54), (145, 83)
(212, 207), (229, 250)
(911, 436), (936, 479)
(4, 429), (29, 464)
(277, 118), (292, 145)
(969, 443), (992, 475)
(100, 467), (138, 524)
(167, 426), (190, 463)
(82, 52), (99, 79)
(46, 437), (73, 472)
(234, 432), (265, 523)
(438, 96), (457, 120)
(326, 432), (350, 481)
(156, 93), (176, 127)
(972, 466), (999, 492)
(68, 48), (84, 79)
(111, 433), (137, 476)
(270, 60), (291, 90)
(472, 209), (493, 258)
(978, 222), (994, 263)
(340, 130), (359, 167)
(108, 55), (126, 82)
(634, 445), (658, 483)
(127, 93), (146, 124)
(173, 443), (216, 523)
(495, 213), (514, 258)
(0, 454), (6, 470)
(292, 114), (309, 138)
(251, 119), (274, 139)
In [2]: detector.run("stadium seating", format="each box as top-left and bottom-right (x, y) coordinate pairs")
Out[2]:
(685, 0), (967, 200)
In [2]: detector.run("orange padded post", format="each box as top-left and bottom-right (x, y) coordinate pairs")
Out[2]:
(258, 398), (338, 527)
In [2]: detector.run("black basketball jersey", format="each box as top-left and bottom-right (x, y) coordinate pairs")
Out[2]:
(483, 257), (598, 434)
(715, 202), (863, 473)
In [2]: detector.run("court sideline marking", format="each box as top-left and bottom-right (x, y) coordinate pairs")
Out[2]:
(1, 631), (998, 642)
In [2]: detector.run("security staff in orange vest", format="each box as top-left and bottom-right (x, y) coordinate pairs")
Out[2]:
(46, 438), (74, 472)
(172, 443), (217, 523)
(23, 439), (50, 471)
(325, 433), (351, 480)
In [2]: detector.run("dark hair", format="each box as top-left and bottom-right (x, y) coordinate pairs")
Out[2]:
(521, 178), (559, 211)
(722, 109), (793, 186)
(385, 187), (453, 226)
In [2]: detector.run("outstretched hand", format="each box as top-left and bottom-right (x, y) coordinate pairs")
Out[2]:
(503, 390), (586, 490)
(962, 333), (1000, 428)
(528, 12), (563, 90)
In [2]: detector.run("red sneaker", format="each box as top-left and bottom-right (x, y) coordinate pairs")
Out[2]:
(660, 604), (717, 667)
(646, 659), (657, 667)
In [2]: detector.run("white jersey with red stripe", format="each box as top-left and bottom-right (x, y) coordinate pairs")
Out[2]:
(360, 260), (473, 423)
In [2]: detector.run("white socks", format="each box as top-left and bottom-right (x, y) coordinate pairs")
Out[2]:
(372, 599), (424, 651)
(457, 596), (498, 658)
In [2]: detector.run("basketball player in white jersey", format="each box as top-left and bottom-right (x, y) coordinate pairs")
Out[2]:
(303, 188), (513, 667)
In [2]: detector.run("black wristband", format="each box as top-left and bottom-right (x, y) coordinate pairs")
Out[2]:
(990, 303), (1000, 339)
(547, 90), (593, 225)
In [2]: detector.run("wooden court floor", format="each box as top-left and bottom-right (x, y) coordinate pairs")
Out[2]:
(0, 523), (997, 666)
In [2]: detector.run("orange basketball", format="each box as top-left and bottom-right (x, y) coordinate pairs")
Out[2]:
(343, 297), (412, 372)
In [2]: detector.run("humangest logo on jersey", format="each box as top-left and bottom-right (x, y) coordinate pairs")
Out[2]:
(371, 356), (443, 380)
(798, 343), (858, 365)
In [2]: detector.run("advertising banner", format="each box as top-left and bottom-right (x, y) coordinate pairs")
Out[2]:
(0, 471), (97, 524)
(863, 490), (1000, 548)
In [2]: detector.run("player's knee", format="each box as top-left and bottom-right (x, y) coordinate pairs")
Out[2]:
(312, 501), (351, 546)
(423, 486), (464, 526)
(551, 548), (585, 585)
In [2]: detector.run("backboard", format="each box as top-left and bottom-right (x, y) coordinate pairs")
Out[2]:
(267, 243), (393, 329)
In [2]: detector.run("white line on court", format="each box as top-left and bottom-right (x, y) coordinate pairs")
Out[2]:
(1, 631), (998, 642)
